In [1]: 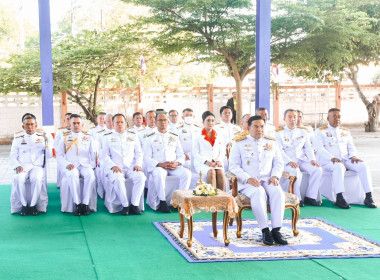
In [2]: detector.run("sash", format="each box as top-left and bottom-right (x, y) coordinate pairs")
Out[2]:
(65, 137), (79, 153)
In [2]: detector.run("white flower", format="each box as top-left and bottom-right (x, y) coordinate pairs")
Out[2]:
(195, 190), (202, 195)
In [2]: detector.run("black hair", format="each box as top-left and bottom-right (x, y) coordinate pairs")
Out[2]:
(21, 113), (36, 122)
(202, 111), (215, 122)
(98, 112), (107, 116)
(248, 116), (264, 127)
(169, 109), (178, 115)
(219, 105), (232, 115)
(183, 108), (193, 113)
(133, 112), (142, 118)
(23, 116), (36, 123)
(328, 108), (340, 113)
(70, 114), (81, 120)
(283, 109), (297, 118)
(112, 113), (126, 122)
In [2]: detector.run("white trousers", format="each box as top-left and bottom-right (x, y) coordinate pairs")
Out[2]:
(15, 166), (44, 207)
(322, 160), (372, 194)
(63, 166), (95, 205)
(108, 168), (146, 207)
(298, 161), (322, 200)
(151, 166), (191, 201)
(240, 181), (285, 230)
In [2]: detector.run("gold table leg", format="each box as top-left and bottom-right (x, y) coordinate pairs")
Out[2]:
(212, 212), (218, 237)
(187, 216), (193, 247)
(178, 207), (185, 238)
(223, 211), (230, 246)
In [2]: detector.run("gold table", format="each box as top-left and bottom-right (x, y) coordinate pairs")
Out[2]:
(171, 190), (238, 247)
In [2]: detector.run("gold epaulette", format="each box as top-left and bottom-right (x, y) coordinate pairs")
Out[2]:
(233, 131), (249, 142)
(97, 129), (105, 133)
(340, 126), (349, 131)
(82, 130), (88, 134)
(275, 127), (284, 132)
(14, 130), (23, 134)
(36, 128), (44, 133)
(128, 130), (136, 134)
(63, 131), (71, 135)
(319, 126), (328, 130)
(103, 132), (112, 136)
(169, 132), (178, 136)
(147, 132), (155, 137)
(177, 124), (184, 129)
(297, 126), (307, 130)
(58, 127), (66, 130)
(15, 135), (24, 139)
(264, 136), (276, 141)
(193, 124), (201, 128)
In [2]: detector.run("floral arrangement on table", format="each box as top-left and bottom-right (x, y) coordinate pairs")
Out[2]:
(193, 172), (218, 196)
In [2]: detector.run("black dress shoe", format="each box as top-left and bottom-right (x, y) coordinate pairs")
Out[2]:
(299, 200), (304, 207)
(304, 197), (321, 206)
(262, 230), (275, 246)
(130, 205), (141, 215)
(74, 204), (81, 216)
(159, 201), (171, 213)
(82, 204), (90, 215)
(30, 205), (39, 216)
(364, 196), (377, 208)
(121, 207), (130, 216)
(272, 229), (288, 245)
(20, 206), (28, 216)
(334, 195), (350, 209)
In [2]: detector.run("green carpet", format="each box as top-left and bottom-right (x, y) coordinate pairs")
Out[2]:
(0, 184), (379, 280)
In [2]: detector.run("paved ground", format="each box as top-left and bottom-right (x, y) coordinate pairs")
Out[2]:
(1, 126), (379, 202)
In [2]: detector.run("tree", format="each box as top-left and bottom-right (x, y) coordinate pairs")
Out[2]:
(273, 0), (380, 131)
(0, 26), (142, 124)
(125, 0), (256, 122)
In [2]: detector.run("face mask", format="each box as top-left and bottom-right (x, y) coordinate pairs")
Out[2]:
(184, 116), (194, 125)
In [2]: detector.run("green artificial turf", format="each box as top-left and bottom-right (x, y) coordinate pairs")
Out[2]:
(0, 184), (379, 280)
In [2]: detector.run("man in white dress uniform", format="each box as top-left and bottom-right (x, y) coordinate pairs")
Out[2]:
(229, 116), (287, 245)
(10, 116), (53, 215)
(143, 112), (191, 213)
(215, 105), (242, 146)
(275, 109), (322, 206)
(101, 114), (146, 215)
(314, 108), (376, 209)
(56, 114), (98, 216)
(89, 112), (107, 137)
(255, 108), (276, 138)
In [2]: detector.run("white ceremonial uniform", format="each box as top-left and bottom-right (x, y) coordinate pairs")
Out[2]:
(229, 135), (285, 230)
(94, 128), (113, 198)
(192, 130), (225, 175)
(54, 127), (71, 188)
(265, 123), (276, 138)
(56, 131), (98, 209)
(89, 125), (106, 138)
(9, 131), (53, 211)
(143, 131), (191, 201)
(177, 123), (202, 170)
(275, 126), (322, 200)
(314, 124), (372, 194)
(214, 121), (242, 147)
(139, 126), (157, 148)
(168, 121), (181, 135)
(101, 130), (146, 212)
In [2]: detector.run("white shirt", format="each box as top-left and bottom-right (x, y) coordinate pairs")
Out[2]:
(214, 121), (241, 146)
(192, 130), (225, 168)
(177, 124), (202, 154)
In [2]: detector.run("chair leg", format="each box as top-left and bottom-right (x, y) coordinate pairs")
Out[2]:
(229, 217), (234, 226)
(236, 208), (244, 238)
(290, 205), (300, 237)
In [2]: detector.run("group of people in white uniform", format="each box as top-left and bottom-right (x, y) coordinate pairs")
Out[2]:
(9, 105), (376, 246)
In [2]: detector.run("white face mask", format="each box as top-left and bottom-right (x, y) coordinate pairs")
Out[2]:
(184, 116), (194, 125)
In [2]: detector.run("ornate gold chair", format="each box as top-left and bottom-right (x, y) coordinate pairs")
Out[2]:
(226, 142), (300, 237)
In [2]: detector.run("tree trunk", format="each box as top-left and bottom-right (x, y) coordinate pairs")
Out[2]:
(349, 67), (377, 132)
(234, 77), (243, 124)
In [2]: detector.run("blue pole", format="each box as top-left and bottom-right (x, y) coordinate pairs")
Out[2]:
(255, 0), (271, 117)
(38, 0), (54, 129)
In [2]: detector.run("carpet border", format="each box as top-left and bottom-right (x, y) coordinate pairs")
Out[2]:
(153, 217), (380, 263)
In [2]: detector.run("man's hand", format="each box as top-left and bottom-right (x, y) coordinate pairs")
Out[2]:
(185, 153), (190, 161)
(133, 166), (142, 172)
(331, 157), (342, 164)
(66, 164), (75, 170)
(166, 161), (179, 170)
(311, 160), (320, 167)
(112, 166), (123, 173)
(288, 162), (299, 168)
(268, 176), (279, 186)
(16, 166), (23, 174)
(247, 178), (261, 187)
(351, 157), (363, 164)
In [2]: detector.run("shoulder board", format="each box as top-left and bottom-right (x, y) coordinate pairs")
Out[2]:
(58, 127), (66, 130)
(97, 129), (105, 133)
(82, 130), (88, 134)
(89, 126), (95, 129)
(193, 124), (201, 128)
(297, 126), (307, 130)
(103, 132), (112, 136)
(147, 132), (155, 137)
(128, 130), (136, 134)
(169, 132), (178, 136)
(36, 128), (44, 133)
(177, 124), (184, 129)
(233, 131), (249, 142)
(83, 132), (91, 136)
(63, 131), (71, 135)
(216, 123), (220, 125)
(36, 133), (43, 137)
(264, 136), (276, 141)
(15, 135), (24, 139)
(340, 126), (349, 131)
(14, 130), (23, 134)
(275, 127), (284, 132)
(319, 126), (328, 130)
